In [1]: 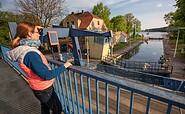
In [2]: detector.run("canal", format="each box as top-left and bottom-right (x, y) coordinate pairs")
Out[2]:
(123, 40), (164, 62)
(122, 32), (168, 62)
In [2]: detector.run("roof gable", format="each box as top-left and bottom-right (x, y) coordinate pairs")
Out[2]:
(121, 32), (129, 38)
(69, 11), (102, 29)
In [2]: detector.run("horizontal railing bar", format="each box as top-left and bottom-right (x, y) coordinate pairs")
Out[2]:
(47, 59), (185, 109)
(1, 45), (185, 114)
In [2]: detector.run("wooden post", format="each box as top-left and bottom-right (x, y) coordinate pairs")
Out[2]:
(174, 30), (180, 57)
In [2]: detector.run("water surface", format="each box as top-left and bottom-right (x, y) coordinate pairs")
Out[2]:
(123, 40), (164, 62)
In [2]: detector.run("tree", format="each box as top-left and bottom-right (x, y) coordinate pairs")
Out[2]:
(133, 18), (141, 32)
(0, 11), (15, 45)
(13, 0), (67, 27)
(173, 0), (185, 27)
(124, 13), (135, 35)
(110, 15), (126, 32)
(164, 0), (185, 42)
(92, 2), (111, 30)
(164, 12), (174, 26)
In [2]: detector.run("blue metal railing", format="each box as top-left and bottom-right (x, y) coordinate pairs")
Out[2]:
(1, 45), (185, 114)
(96, 64), (185, 93)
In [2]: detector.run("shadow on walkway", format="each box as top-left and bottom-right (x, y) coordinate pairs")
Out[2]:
(0, 59), (40, 114)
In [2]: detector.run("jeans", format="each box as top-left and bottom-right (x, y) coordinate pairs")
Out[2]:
(33, 86), (62, 114)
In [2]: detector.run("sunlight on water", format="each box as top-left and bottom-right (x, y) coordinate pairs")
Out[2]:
(123, 32), (167, 62)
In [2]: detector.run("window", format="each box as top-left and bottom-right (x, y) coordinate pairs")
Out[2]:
(71, 21), (74, 25)
(94, 36), (104, 44)
(97, 21), (100, 25)
(104, 37), (108, 43)
(66, 22), (70, 27)
(99, 37), (103, 43)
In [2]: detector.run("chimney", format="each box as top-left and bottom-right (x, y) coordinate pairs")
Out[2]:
(81, 10), (84, 13)
(71, 12), (74, 15)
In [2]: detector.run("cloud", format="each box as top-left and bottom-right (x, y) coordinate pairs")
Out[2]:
(157, 3), (162, 7)
(167, 3), (174, 7)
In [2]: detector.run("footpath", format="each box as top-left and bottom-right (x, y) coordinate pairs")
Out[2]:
(0, 59), (40, 114)
(163, 39), (185, 80)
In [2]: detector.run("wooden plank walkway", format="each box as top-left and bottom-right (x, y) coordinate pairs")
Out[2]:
(0, 59), (40, 114)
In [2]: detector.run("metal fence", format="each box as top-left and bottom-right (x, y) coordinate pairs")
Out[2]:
(96, 64), (184, 93)
(1, 45), (185, 114)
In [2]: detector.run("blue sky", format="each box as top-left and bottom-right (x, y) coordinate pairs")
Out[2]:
(1, 0), (176, 30)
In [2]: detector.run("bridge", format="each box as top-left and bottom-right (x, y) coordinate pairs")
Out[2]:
(1, 22), (185, 113)
(1, 45), (185, 114)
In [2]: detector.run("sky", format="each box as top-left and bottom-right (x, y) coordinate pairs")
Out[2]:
(0, 0), (177, 30)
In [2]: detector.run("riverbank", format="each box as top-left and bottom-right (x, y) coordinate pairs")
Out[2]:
(113, 40), (143, 58)
(163, 39), (185, 80)
(112, 38), (185, 80)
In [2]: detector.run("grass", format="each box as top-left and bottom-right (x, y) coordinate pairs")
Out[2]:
(169, 39), (185, 60)
(113, 37), (142, 52)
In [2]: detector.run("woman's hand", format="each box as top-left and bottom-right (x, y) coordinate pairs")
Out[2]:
(36, 26), (43, 32)
(64, 62), (72, 68)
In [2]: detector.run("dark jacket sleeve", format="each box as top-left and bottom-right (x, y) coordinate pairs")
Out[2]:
(23, 51), (66, 80)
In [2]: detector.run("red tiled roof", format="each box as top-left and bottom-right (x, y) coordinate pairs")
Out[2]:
(121, 32), (129, 38)
(70, 11), (102, 29)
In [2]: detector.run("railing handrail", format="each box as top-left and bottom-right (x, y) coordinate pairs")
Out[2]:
(1, 45), (185, 114)
(47, 58), (185, 109)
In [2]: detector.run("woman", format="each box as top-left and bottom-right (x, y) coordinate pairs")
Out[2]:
(6, 22), (72, 114)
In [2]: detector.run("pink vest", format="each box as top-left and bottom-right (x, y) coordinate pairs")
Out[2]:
(19, 53), (54, 90)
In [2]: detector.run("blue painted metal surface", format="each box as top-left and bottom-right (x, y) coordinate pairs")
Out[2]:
(8, 22), (112, 66)
(97, 64), (185, 93)
(0, 46), (26, 77)
(8, 22), (17, 40)
(1, 45), (185, 114)
(145, 97), (150, 114)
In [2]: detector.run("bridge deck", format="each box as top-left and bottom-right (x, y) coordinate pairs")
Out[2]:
(0, 59), (40, 114)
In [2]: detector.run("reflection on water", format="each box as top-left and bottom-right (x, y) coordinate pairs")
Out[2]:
(122, 40), (164, 62)
(138, 32), (168, 38)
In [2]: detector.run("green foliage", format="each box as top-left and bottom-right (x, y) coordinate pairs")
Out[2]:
(166, 0), (185, 26)
(133, 18), (141, 32)
(124, 13), (134, 34)
(0, 11), (14, 46)
(113, 43), (128, 52)
(174, 0), (185, 26)
(0, 10), (40, 46)
(113, 37), (142, 51)
(124, 13), (141, 35)
(164, 0), (185, 43)
(110, 15), (126, 32)
(164, 12), (174, 25)
(92, 2), (111, 30)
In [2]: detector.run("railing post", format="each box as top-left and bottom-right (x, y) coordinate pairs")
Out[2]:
(74, 72), (80, 114)
(105, 83), (109, 114)
(96, 79), (100, 114)
(129, 91), (134, 114)
(116, 87), (120, 114)
(80, 74), (86, 114)
(68, 70), (76, 113)
(87, 76), (92, 114)
(145, 97), (151, 114)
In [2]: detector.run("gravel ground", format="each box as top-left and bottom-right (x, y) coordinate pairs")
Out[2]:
(163, 39), (185, 80)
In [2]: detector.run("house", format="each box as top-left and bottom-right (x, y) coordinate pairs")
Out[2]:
(60, 10), (111, 60)
(60, 10), (108, 31)
(120, 32), (129, 43)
